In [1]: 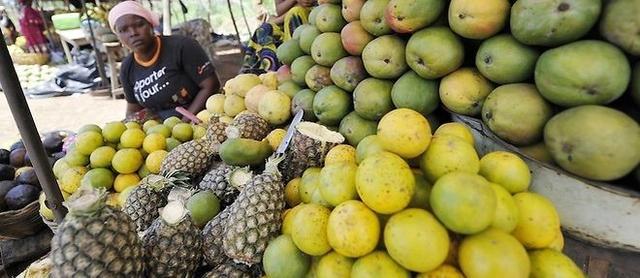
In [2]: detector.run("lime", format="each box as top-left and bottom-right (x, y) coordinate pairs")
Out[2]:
(165, 137), (181, 151)
(196, 110), (211, 123)
(138, 164), (151, 178)
(111, 148), (144, 174)
(147, 124), (172, 138)
(53, 159), (71, 179)
(65, 151), (89, 167)
(186, 191), (221, 228)
(118, 185), (137, 206)
(75, 131), (104, 155)
(146, 150), (168, 174)
(192, 125), (206, 140)
(120, 129), (146, 148)
(125, 121), (142, 129)
(143, 133), (167, 153)
(102, 121), (127, 143)
(163, 116), (183, 129)
(172, 123), (194, 142)
(114, 173), (140, 192)
(60, 166), (88, 193)
(81, 168), (115, 190)
(78, 124), (101, 134)
(142, 119), (160, 132)
(90, 146), (116, 168)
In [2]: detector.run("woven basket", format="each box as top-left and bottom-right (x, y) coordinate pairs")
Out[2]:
(0, 201), (45, 240)
(42, 216), (59, 234)
(11, 52), (50, 65)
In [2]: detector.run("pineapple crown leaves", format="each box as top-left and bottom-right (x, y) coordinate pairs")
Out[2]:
(156, 170), (192, 188)
(159, 200), (189, 226)
(264, 154), (285, 177)
(64, 185), (108, 217)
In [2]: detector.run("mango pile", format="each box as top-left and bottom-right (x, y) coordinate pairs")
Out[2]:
(268, 0), (640, 184)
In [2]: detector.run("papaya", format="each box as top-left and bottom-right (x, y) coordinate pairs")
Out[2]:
(219, 138), (273, 166)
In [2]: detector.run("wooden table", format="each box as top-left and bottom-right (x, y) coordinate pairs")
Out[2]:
(55, 28), (89, 64)
(99, 41), (127, 97)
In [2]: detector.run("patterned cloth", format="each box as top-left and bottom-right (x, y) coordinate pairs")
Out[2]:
(241, 5), (309, 74)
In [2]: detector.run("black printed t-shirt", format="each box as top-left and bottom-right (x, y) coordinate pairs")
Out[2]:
(120, 35), (214, 118)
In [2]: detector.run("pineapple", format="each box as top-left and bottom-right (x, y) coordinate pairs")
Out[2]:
(206, 117), (228, 144)
(123, 173), (189, 232)
(142, 201), (203, 277)
(203, 259), (262, 278)
(225, 111), (271, 141)
(160, 137), (218, 178)
(198, 163), (253, 207)
(160, 116), (227, 179)
(280, 122), (345, 182)
(51, 187), (144, 277)
(202, 208), (230, 267)
(222, 156), (286, 265)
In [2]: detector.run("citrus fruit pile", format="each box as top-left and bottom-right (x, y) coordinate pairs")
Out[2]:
(46, 116), (200, 216)
(264, 110), (584, 277)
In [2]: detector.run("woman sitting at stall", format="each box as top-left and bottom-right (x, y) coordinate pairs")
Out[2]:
(18, 0), (47, 53)
(108, 1), (220, 121)
(241, 0), (315, 74)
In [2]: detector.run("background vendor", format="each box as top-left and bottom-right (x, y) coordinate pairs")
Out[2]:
(108, 1), (220, 121)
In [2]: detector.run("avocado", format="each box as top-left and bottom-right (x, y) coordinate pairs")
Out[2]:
(5, 184), (40, 210)
(0, 180), (18, 210)
(0, 149), (9, 164)
(10, 140), (24, 151)
(43, 133), (64, 154)
(9, 148), (26, 167)
(16, 167), (39, 187)
(219, 138), (273, 166)
(0, 164), (15, 181)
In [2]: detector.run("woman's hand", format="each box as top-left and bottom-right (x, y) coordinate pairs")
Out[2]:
(125, 102), (144, 118)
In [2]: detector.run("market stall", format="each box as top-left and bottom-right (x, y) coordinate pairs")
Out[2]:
(1, 0), (640, 277)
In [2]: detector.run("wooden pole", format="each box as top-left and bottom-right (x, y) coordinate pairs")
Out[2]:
(163, 0), (171, 35)
(239, 0), (251, 37)
(226, 0), (241, 42)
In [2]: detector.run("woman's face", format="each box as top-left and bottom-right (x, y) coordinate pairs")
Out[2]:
(114, 15), (155, 53)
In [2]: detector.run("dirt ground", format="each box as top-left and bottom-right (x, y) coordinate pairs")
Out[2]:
(0, 93), (127, 149)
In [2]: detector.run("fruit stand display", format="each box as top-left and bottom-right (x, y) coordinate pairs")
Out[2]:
(1, 0), (638, 277)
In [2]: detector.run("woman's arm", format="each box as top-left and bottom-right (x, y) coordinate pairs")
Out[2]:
(185, 74), (220, 121)
(268, 14), (285, 25)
